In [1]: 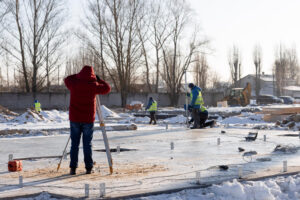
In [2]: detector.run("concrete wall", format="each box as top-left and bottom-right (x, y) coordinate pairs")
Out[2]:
(0, 91), (224, 110)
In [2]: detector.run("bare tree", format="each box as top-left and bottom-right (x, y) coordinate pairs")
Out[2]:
(159, 0), (208, 106)
(2, 0), (65, 95)
(228, 45), (242, 87)
(286, 46), (299, 81)
(194, 53), (209, 90)
(253, 44), (262, 97)
(273, 44), (288, 96)
(85, 0), (144, 107)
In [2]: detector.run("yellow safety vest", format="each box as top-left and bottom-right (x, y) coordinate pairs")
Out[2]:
(190, 91), (204, 106)
(191, 90), (206, 112)
(35, 102), (41, 112)
(148, 101), (157, 112)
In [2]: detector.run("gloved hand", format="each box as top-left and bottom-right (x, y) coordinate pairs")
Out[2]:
(96, 75), (101, 81)
(188, 104), (192, 111)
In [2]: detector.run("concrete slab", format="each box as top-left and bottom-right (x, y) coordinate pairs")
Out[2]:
(0, 126), (300, 199)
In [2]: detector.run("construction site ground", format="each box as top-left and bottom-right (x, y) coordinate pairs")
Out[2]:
(1, 123), (300, 199)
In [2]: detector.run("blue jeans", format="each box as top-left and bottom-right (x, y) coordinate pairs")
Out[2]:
(69, 121), (94, 169)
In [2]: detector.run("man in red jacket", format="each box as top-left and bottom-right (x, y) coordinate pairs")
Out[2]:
(64, 66), (110, 175)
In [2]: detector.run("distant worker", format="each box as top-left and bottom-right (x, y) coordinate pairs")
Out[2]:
(64, 65), (111, 175)
(146, 97), (157, 125)
(34, 100), (41, 113)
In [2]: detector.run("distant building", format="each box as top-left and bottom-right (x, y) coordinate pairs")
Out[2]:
(238, 73), (297, 97)
(282, 86), (300, 98)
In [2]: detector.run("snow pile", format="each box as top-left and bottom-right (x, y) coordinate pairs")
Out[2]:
(132, 175), (300, 200)
(164, 115), (186, 124)
(220, 112), (264, 125)
(16, 191), (59, 200)
(11, 109), (44, 123)
(100, 105), (120, 118)
(40, 110), (68, 122)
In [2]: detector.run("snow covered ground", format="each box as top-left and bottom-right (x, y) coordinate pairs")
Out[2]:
(1, 105), (300, 199)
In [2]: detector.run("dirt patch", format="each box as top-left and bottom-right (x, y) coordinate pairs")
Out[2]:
(2, 162), (167, 181)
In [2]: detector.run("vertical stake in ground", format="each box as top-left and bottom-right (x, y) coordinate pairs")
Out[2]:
(96, 95), (113, 174)
(195, 171), (201, 184)
(85, 184), (89, 198)
(100, 183), (106, 197)
(19, 176), (23, 188)
(8, 154), (13, 161)
(238, 166), (243, 178)
(283, 161), (287, 172)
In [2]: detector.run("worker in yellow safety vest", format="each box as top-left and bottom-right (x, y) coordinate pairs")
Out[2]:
(146, 97), (157, 125)
(34, 100), (41, 113)
(187, 83), (216, 129)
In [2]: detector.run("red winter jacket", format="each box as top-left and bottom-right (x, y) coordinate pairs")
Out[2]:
(64, 66), (111, 123)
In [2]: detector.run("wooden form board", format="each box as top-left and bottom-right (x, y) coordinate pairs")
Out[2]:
(260, 107), (300, 115)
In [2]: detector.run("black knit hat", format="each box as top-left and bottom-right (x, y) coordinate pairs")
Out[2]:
(188, 83), (194, 89)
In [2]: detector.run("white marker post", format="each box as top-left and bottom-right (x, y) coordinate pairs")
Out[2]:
(238, 167), (243, 179)
(283, 161), (287, 172)
(117, 145), (120, 154)
(85, 184), (89, 198)
(100, 183), (106, 197)
(196, 171), (201, 184)
(19, 176), (23, 188)
(166, 123), (169, 130)
(8, 154), (13, 161)
(264, 135), (266, 142)
(217, 138), (221, 145)
(170, 142), (174, 150)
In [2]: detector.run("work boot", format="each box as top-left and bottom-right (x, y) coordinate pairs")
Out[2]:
(86, 168), (94, 174)
(210, 120), (216, 128)
(70, 168), (76, 175)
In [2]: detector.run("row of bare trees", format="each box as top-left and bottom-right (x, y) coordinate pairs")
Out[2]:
(273, 45), (299, 96)
(74, 0), (208, 106)
(0, 0), (65, 96)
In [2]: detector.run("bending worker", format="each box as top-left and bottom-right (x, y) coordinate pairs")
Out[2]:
(188, 83), (204, 129)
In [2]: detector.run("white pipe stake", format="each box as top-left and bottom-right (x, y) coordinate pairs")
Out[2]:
(85, 184), (89, 198)
(19, 176), (23, 187)
(170, 142), (174, 150)
(8, 154), (13, 161)
(217, 138), (221, 145)
(264, 135), (266, 142)
(195, 171), (201, 184)
(166, 123), (168, 130)
(238, 167), (243, 178)
(283, 161), (287, 172)
(100, 183), (106, 197)
(117, 145), (120, 154)
(299, 132), (300, 139)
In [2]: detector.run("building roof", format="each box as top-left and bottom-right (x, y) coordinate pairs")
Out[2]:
(283, 86), (300, 91)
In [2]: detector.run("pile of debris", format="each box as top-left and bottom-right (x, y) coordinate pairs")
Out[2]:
(275, 114), (300, 130)
(260, 106), (300, 122)
(0, 105), (19, 122)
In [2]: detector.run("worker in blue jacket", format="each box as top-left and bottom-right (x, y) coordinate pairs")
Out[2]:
(145, 97), (157, 125)
(188, 83), (205, 129)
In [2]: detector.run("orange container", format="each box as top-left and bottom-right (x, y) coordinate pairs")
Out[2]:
(8, 160), (23, 172)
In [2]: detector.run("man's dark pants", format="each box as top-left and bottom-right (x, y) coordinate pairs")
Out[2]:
(70, 121), (94, 170)
(149, 111), (157, 124)
(191, 108), (200, 128)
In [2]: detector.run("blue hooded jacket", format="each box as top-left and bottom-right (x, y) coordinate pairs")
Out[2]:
(190, 86), (202, 108)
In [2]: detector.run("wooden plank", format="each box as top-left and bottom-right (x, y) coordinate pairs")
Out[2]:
(261, 107), (300, 115)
